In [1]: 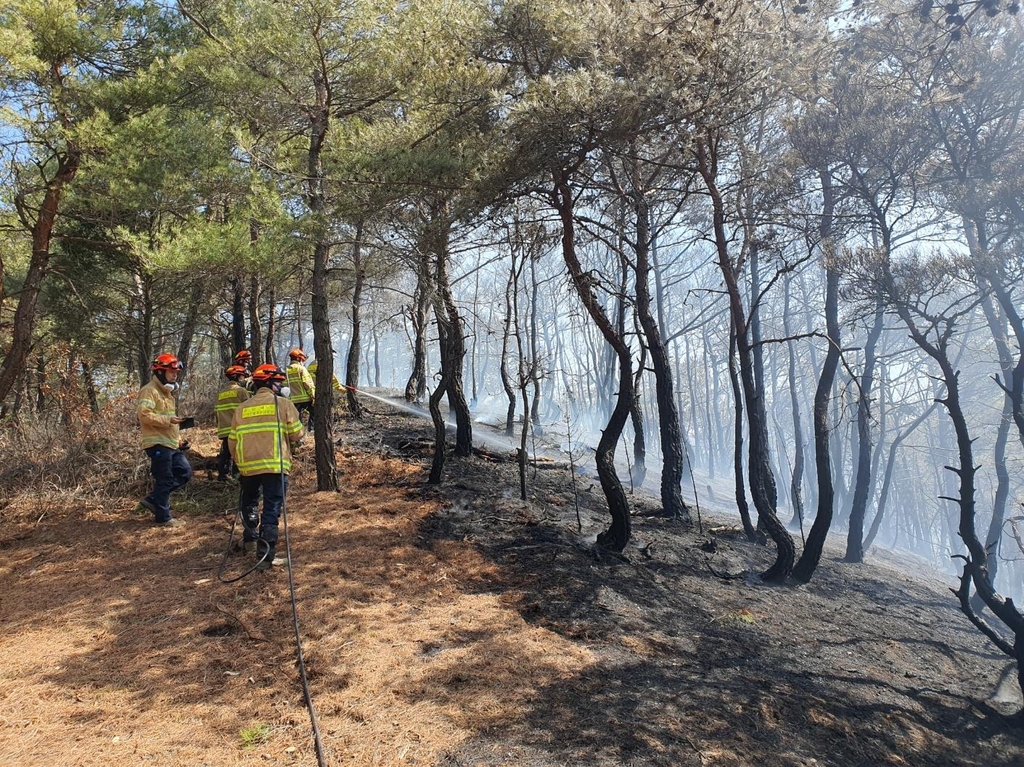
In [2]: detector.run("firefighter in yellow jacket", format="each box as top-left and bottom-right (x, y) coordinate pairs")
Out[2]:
(286, 348), (316, 428)
(228, 364), (304, 569)
(215, 364), (250, 481)
(136, 353), (191, 527)
(307, 358), (343, 395)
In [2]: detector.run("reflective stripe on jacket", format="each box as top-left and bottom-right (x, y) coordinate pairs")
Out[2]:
(227, 388), (304, 475)
(215, 381), (250, 437)
(286, 362), (316, 404)
(137, 376), (179, 449)
(308, 360), (343, 393)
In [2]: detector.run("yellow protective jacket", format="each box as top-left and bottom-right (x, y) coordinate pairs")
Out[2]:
(286, 362), (316, 404)
(228, 388), (304, 475)
(137, 376), (179, 449)
(215, 381), (250, 438)
(307, 360), (343, 393)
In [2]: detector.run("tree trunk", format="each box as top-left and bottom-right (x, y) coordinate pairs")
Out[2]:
(783, 276), (806, 532)
(554, 171), (631, 551)
(404, 250), (431, 404)
(793, 169), (840, 583)
(82, 359), (100, 414)
(177, 281), (206, 372)
(249, 273), (263, 367)
(500, 254), (520, 436)
(345, 221), (365, 416)
(845, 298), (884, 562)
(0, 149), (80, 403)
(431, 212), (472, 457)
(231, 277), (246, 355)
(264, 285), (277, 364)
(729, 320), (757, 541)
(863, 402), (937, 551)
(529, 255), (543, 435)
(893, 291), (1024, 705)
(131, 266), (154, 387)
(630, 161), (687, 519)
(307, 68), (338, 492)
(697, 135), (793, 581)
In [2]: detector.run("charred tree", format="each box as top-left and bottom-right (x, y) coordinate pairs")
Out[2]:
(729, 319), (758, 541)
(434, 225), (472, 457)
(500, 249), (522, 436)
(697, 134), (793, 581)
(782, 276), (806, 532)
(627, 159), (687, 517)
(792, 170), (840, 583)
(883, 263), (1024, 715)
(553, 170), (632, 551)
(845, 297), (885, 562)
(404, 249), (432, 404)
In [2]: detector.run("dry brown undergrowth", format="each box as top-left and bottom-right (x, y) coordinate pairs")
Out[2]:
(0, 409), (593, 766)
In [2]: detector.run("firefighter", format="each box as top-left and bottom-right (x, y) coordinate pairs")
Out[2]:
(215, 364), (250, 481)
(233, 349), (254, 392)
(228, 363), (304, 569)
(285, 348), (316, 428)
(136, 353), (192, 527)
(307, 358), (343, 395)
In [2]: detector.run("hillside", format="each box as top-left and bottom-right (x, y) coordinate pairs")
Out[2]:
(0, 403), (1021, 767)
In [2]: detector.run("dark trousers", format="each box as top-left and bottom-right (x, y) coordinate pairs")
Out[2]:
(217, 437), (235, 480)
(144, 446), (192, 522)
(239, 473), (288, 553)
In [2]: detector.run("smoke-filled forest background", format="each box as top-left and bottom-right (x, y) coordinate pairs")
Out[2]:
(3, 0), (1024, 714)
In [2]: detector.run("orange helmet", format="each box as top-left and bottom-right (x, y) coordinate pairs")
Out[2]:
(233, 350), (252, 364)
(152, 353), (182, 372)
(252, 363), (287, 383)
(288, 348), (307, 362)
(225, 365), (247, 379)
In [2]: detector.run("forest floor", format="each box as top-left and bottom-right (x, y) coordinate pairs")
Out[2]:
(0, 399), (1022, 767)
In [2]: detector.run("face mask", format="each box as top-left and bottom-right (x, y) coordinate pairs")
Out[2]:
(163, 382), (178, 393)
(278, 385), (291, 398)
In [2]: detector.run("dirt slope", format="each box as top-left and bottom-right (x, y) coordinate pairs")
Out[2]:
(0, 406), (1021, 766)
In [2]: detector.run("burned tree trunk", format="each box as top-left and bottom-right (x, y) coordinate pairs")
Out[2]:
(729, 320), (757, 541)
(783, 276), (806, 532)
(554, 171), (631, 551)
(793, 170), (840, 583)
(845, 298), (884, 562)
(404, 249), (432, 404)
(434, 228), (472, 457)
(884, 257), (1024, 713)
(697, 135), (793, 581)
(500, 254), (520, 436)
(631, 169), (688, 519)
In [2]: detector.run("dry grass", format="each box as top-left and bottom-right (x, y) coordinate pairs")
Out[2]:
(0, 415), (594, 766)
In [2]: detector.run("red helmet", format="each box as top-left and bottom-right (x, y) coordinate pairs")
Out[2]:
(252, 363), (287, 383)
(288, 348), (307, 362)
(233, 350), (252, 363)
(152, 353), (183, 372)
(225, 365), (247, 379)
